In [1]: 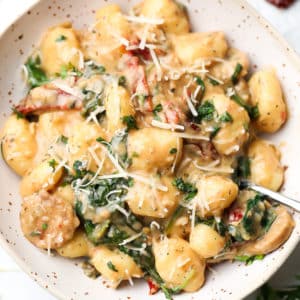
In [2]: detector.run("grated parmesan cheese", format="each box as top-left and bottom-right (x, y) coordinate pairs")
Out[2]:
(124, 15), (164, 25)
(149, 48), (162, 81)
(151, 119), (185, 132)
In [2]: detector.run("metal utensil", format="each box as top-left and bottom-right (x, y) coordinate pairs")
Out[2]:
(240, 180), (300, 212)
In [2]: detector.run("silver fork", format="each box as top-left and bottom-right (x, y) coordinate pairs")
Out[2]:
(240, 180), (300, 212)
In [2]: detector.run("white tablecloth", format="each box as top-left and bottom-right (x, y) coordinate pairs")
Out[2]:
(0, 0), (299, 299)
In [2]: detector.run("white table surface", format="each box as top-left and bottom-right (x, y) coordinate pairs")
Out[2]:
(0, 0), (299, 299)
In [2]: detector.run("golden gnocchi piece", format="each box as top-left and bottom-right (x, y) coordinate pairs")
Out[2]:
(126, 176), (181, 218)
(127, 128), (182, 173)
(210, 93), (250, 155)
(90, 246), (143, 287)
(20, 190), (79, 249)
(195, 175), (238, 218)
(40, 23), (82, 75)
(1, 115), (37, 176)
(54, 185), (75, 206)
(80, 4), (131, 68)
(238, 205), (294, 256)
(56, 229), (90, 257)
(249, 68), (287, 133)
(68, 121), (112, 173)
(20, 159), (63, 197)
(153, 237), (206, 292)
(248, 139), (284, 191)
(172, 32), (228, 65)
(105, 84), (135, 136)
(189, 224), (225, 258)
(210, 48), (250, 82)
(140, 0), (190, 34)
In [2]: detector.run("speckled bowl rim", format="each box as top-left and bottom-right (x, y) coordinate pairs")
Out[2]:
(0, 1), (299, 299)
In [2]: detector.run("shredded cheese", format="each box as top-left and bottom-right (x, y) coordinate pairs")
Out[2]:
(207, 74), (224, 85)
(193, 161), (234, 174)
(119, 232), (143, 246)
(149, 48), (162, 81)
(151, 119), (185, 132)
(174, 132), (210, 141)
(184, 86), (198, 117)
(171, 137), (181, 174)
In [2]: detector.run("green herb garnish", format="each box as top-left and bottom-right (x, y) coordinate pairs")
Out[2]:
(173, 178), (198, 201)
(58, 135), (68, 144)
(122, 115), (138, 131)
(231, 63), (243, 85)
(219, 111), (233, 123)
(55, 35), (67, 42)
(48, 159), (57, 171)
(196, 101), (215, 122)
(24, 56), (48, 89)
(30, 231), (41, 237)
(210, 126), (221, 139)
(165, 206), (184, 234)
(118, 76), (126, 87)
(195, 76), (205, 99)
(153, 104), (163, 120)
(12, 107), (25, 119)
(73, 160), (87, 178)
(169, 148), (177, 154)
(231, 94), (259, 120)
(42, 223), (48, 231)
(235, 254), (265, 265)
(107, 261), (118, 272)
(208, 77), (220, 86)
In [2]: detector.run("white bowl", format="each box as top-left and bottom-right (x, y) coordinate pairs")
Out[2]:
(0, 0), (300, 299)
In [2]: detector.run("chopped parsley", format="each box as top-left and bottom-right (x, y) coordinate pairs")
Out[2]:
(231, 94), (259, 120)
(118, 75), (126, 87)
(169, 148), (177, 154)
(235, 254), (265, 265)
(24, 56), (48, 89)
(195, 76), (206, 99)
(11, 107), (25, 119)
(210, 126), (221, 139)
(55, 35), (67, 42)
(165, 206), (184, 234)
(58, 135), (68, 144)
(173, 178), (198, 201)
(30, 231), (41, 237)
(73, 160), (87, 178)
(59, 63), (83, 79)
(219, 112), (233, 123)
(107, 261), (118, 272)
(231, 63), (243, 85)
(122, 115), (138, 131)
(196, 101), (216, 122)
(42, 223), (48, 231)
(48, 159), (57, 171)
(153, 103), (163, 120)
(208, 77), (220, 86)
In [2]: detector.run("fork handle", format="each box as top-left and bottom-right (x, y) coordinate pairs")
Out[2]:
(249, 183), (300, 212)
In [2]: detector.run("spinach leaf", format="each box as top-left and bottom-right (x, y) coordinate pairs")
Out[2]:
(172, 178), (198, 201)
(122, 115), (138, 130)
(24, 56), (48, 89)
(235, 254), (265, 265)
(197, 101), (215, 122)
(231, 63), (243, 85)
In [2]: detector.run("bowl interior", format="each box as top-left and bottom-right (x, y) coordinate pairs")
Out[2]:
(0, 0), (300, 299)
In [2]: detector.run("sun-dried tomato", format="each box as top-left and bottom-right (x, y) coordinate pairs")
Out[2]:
(266, 0), (294, 8)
